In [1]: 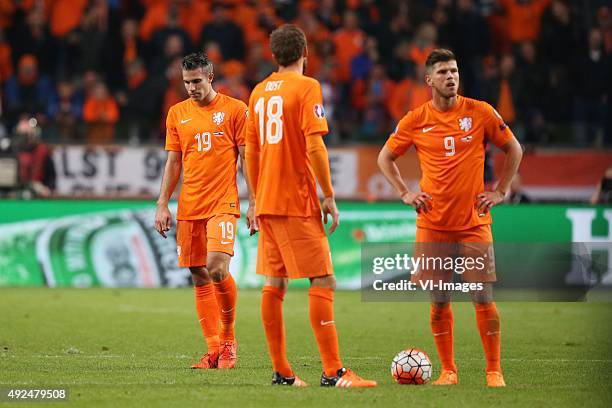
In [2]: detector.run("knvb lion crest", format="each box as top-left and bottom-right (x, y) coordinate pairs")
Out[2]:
(459, 117), (472, 132)
(212, 112), (225, 126)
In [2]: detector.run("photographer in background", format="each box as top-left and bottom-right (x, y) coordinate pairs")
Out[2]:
(14, 117), (56, 198)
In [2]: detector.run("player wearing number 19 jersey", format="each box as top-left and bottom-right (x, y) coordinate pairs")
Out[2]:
(155, 52), (255, 370)
(378, 49), (523, 387)
(245, 24), (376, 388)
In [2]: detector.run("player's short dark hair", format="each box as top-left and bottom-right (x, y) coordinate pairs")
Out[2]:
(425, 49), (456, 72)
(182, 52), (213, 73)
(269, 24), (306, 67)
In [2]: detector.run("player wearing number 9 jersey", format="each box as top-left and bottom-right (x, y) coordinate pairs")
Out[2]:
(378, 49), (523, 387)
(155, 52), (256, 371)
(245, 24), (376, 388)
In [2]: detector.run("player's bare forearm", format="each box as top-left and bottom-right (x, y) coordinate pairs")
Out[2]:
(476, 137), (523, 212)
(495, 137), (523, 196)
(378, 145), (432, 212)
(377, 145), (410, 196)
(155, 151), (181, 238)
(156, 151), (182, 207)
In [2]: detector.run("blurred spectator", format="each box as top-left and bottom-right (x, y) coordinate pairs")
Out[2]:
(498, 0), (552, 45)
(375, 4), (412, 62)
(540, 0), (577, 65)
(408, 22), (437, 67)
(514, 41), (549, 144)
(14, 118), (56, 198)
(352, 64), (393, 141)
(245, 42), (275, 87)
(49, 0), (88, 38)
(200, 3), (245, 61)
(573, 28), (610, 146)
(104, 18), (147, 91)
(217, 60), (249, 103)
(139, 0), (210, 46)
(82, 81), (119, 143)
(116, 59), (165, 142)
(350, 36), (379, 82)
(46, 80), (83, 140)
(0, 28), (12, 84)
(316, 0), (341, 30)
(151, 33), (185, 76)
(161, 57), (187, 134)
(387, 40), (414, 81)
(448, 0), (490, 97)
(149, 4), (193, 62)
(388, 65), (431, 122)
(333, 10), (366, 83)
(483, 55), (519, 126)
(598, 6), (612, 53)
(65, 0), (108, 75)
(8, 5), (56, 75)
(4, 54), (55, 126)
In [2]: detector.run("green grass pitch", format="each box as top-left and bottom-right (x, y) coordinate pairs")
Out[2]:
(1, 289), (611, 407)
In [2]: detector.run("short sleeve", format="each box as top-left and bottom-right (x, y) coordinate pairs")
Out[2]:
(165, 107), (181, 151)
(233, 101), (248, 146)
(481, 102), (514, 148)
(385, 112), (415, 156)
(301, 80), (329, 137)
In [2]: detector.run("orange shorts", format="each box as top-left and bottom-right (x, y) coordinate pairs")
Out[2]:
(176, 214), (238, 267)
(411, 224), (496, 283)
(256, 215), (334, 279)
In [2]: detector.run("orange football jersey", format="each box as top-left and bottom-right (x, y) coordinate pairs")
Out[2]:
(246, 71), (329, 216)
(165, 93), (247, 220)
(386, 95), (514, 231)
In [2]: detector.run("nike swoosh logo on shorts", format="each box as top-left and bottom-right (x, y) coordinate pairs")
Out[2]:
(320, 320), (335, 326)
(422, 126), (436, 133)
(222, 308), (234, 313)
(220, 240), (232, 245)
(433, 331), (449, 337)
(486, 330), (500, 336)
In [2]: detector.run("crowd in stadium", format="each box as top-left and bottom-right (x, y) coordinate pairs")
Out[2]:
(0, 0), (610, 147)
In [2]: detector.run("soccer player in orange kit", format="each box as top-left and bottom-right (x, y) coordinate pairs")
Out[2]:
(245, 24), (377, 388)
(154, 52), (255, 370)
(378, 49), (523, 387)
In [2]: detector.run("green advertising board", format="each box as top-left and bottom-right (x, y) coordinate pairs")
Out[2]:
(0, 200), (610, 289)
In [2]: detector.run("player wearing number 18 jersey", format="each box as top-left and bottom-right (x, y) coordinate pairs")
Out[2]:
(155, 52), (255, 370)
(245, 24), (376, 388)
(378, 49), (523, 387)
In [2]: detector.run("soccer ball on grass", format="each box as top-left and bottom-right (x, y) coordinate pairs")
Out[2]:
(391, 348), (432, 385)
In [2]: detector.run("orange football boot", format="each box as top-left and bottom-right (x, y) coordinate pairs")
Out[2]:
(218, 341), (237, 369)
(190, 351), (218, 369)
(271, 372), (308, 387)
(320, 368), (378, 388)
(433, 370), (458, 385)
(486, 371), (506, 387)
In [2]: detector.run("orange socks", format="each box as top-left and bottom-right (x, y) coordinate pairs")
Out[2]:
(261, 286), (292, 377)
(194, 284), (220, 354)
(430, 304), (457, 372)
(214, 274), (237, 343)
(309, 287), (343, 377)
(475, 302), (502, 373)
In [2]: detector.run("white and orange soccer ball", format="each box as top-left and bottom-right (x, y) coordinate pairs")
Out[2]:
(391, 348), (432, 385)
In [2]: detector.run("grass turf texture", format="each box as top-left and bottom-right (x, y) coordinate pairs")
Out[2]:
(1, 289), (611, 407)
